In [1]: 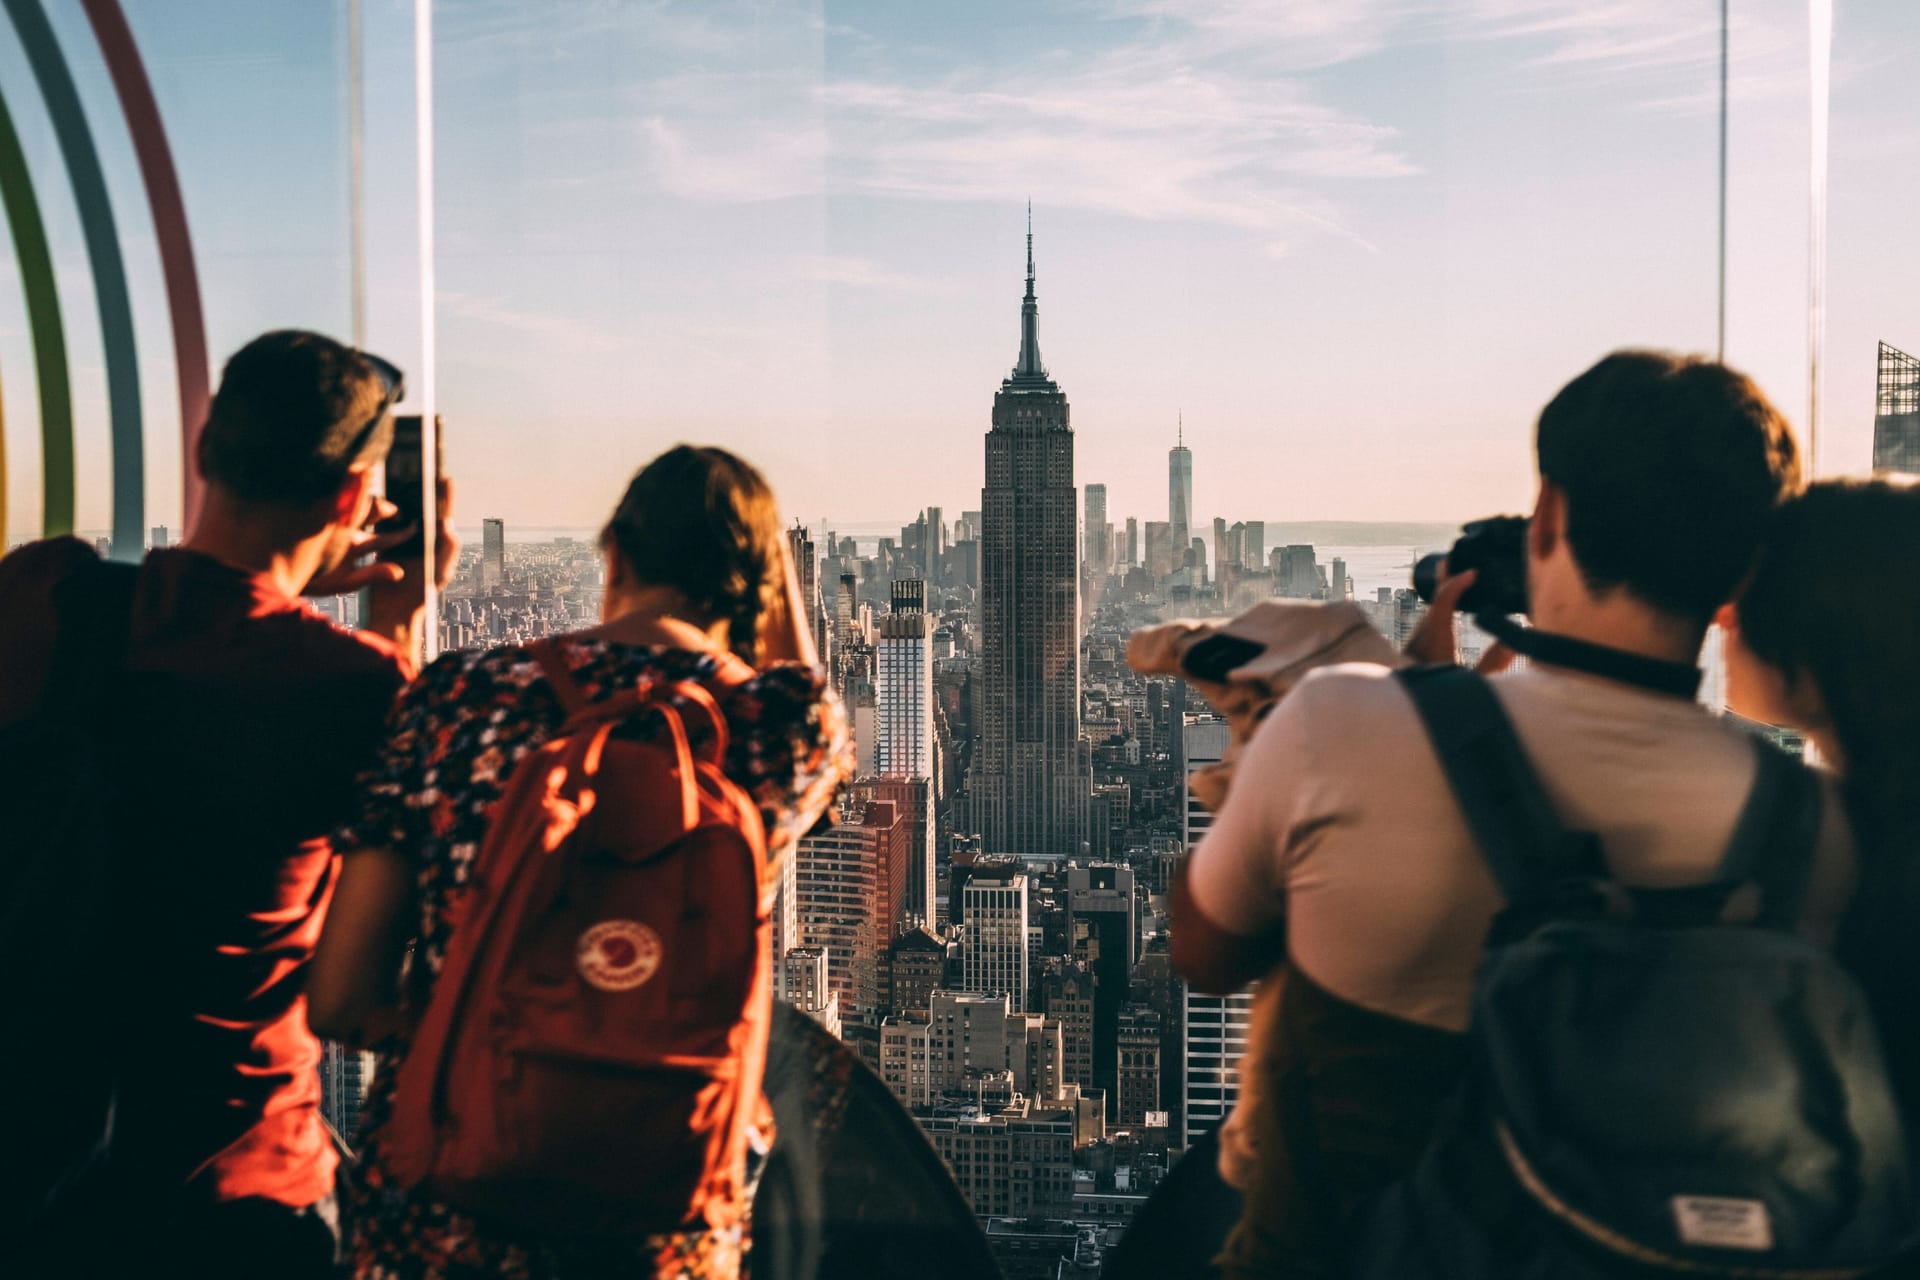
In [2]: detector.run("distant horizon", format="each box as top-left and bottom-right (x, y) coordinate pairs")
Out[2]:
(454, 517), (1468, 549)
(40, 517), (1472, 552)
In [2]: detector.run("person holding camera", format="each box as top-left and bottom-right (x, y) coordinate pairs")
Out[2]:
(1171, 351), (1855, 1278)
(0, 330), (455, 1278)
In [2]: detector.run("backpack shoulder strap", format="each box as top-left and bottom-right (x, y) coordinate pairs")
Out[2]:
(1396, 665), (1604, 906)
(1712, 735), (1824, 930)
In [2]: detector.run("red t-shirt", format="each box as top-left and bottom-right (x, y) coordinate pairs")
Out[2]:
(0, 537), (411, 1207)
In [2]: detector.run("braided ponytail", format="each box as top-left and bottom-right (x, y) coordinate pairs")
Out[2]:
(602, 445), (786, 667)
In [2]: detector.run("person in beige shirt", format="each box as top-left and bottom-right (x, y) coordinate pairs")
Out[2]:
(1171, 350), (1854, 1279)
(1187, 655), (1854, 1035)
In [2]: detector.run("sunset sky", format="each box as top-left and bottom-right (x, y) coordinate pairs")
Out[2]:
(3, 0), (1917, 541)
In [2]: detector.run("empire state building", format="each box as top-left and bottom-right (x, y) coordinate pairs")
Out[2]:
(968, 215), (1093, 859)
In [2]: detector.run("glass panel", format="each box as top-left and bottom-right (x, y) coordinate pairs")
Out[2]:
(1828, 0), (1920, 476)
(15, 0), (1911, 1258)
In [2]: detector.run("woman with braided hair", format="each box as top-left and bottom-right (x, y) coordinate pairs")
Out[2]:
(310, 445), (853, 1280)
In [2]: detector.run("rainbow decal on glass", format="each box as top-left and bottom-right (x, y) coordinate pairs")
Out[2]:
(0, 0), (208, 557)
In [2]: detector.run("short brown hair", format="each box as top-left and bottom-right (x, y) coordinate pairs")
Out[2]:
(1536, 351), (1801, 624)
(198, 330), (393, 506)
(602, 445), (785, 665)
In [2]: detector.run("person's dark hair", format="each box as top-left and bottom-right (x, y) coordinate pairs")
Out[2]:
(602, 445), (785, 665)
(1536, 351), (1802, 624)
(197, 330), (395, 507)
(1736, 478), (1920, 1091)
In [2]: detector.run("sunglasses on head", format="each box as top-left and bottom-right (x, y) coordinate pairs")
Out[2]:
(342, 350), (407, 464)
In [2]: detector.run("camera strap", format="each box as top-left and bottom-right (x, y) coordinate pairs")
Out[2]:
(1472, 612), (1701, 701)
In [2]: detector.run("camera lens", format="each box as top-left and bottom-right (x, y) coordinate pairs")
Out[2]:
(1412, 553), (1447, 604)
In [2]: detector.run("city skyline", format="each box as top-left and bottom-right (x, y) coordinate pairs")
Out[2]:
(4, 2), (1918, 541)
(968, 221), (1094, 860)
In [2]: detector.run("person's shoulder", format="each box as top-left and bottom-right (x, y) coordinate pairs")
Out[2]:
(255, 603), (412, 690)
(1285, 661), (1418, 721)
(735, 659), (830, 700)
(1240, 661), (1417, 768)
(0, 539), (102, 720)
(0, 535), (98, 601)
(421, 641), (544, 695)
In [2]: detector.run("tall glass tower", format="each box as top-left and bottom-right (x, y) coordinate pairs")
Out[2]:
(969, 211), (1092, 859)
(1168, 419), (1193, 555)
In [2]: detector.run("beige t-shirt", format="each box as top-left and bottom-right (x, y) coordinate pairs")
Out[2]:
(1187, 661), (1857, 1032)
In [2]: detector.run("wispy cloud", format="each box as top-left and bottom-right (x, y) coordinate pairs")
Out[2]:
(627, 6), (1417, 255)
(789, 254), (950, 292)
(440, 290), (628, 353)
(641, 112), (826, 205)
(1439, 0), (1807, 113)
(446, 0), (1816, 267)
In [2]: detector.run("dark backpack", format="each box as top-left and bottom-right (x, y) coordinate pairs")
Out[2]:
(0, 559), (138, 1235)
(382, 639), (775, 1238)
(1351, 665), (1919, 1279)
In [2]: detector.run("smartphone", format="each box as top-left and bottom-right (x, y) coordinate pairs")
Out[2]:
(1182, 632), (1265, 683)
(377, 414), (443, 562)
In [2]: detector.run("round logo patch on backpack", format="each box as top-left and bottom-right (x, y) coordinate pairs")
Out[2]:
(576, 920), (662, 991)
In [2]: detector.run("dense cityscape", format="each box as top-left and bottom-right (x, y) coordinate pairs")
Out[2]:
(293, 231), (1466, 1277)
(4, 4), (1916, 1275)
(302, 231), (1920, 1280)
(109, 235), (1919, 1279)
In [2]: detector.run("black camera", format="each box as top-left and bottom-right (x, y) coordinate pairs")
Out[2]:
(1412, 516), (1530, 617)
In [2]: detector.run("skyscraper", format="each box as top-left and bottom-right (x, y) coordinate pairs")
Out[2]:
(1068, 864), (1137, 1112)
(969, 211), (1092, 859)
(1143, 521), (1173, 581)
(875, 579), (938, 922)
(1169, 418), (1193, 553)
(1116, 1005), (1163, 1127)
(1083, 483), (1109, 575)
(1242, 519), (1266, 571)
(876, 579), (933, 777)
(1874, 341), (1920, 473)
(1124, 517), (1138, 568)
(835, 573), (858, 648)
(962, 861), (1031, 1011)
(794, 797), (909, 1025)
(481, 518), (506, 592)
(924, 506), (946, 579)
(788, 522), (827, 665)
(1181, 716), (1253, 1148)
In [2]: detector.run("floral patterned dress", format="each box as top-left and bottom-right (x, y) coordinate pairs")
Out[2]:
(335, 636), (852, 1280)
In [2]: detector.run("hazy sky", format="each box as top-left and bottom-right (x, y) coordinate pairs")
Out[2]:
(2, 0), (1917, 541)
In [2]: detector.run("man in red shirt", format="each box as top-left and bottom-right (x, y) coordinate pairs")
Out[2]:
(0, 331), (454, 1277)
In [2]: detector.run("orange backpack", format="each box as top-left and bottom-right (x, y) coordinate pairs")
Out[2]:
(382, 641), (773, 1237)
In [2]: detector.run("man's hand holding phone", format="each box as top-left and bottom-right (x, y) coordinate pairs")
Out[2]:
(363, 475), (457, 659)
(304, 496), (410, 597)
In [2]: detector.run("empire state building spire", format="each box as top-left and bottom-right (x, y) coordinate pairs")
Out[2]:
(1007, 204), (1053, 388)
(974, 204), (1088, 861)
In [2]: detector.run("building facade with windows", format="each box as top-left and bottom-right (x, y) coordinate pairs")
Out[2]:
(1874, 340), (1920, 473)
(1180, 716), (1254, 1147)
(962, 865), (1031, 1010)
(968, 222), (1093, 861)
(794, 798), (909, 1025)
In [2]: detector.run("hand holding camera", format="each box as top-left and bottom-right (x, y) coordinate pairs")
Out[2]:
(1406, 515), (1528, 671)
